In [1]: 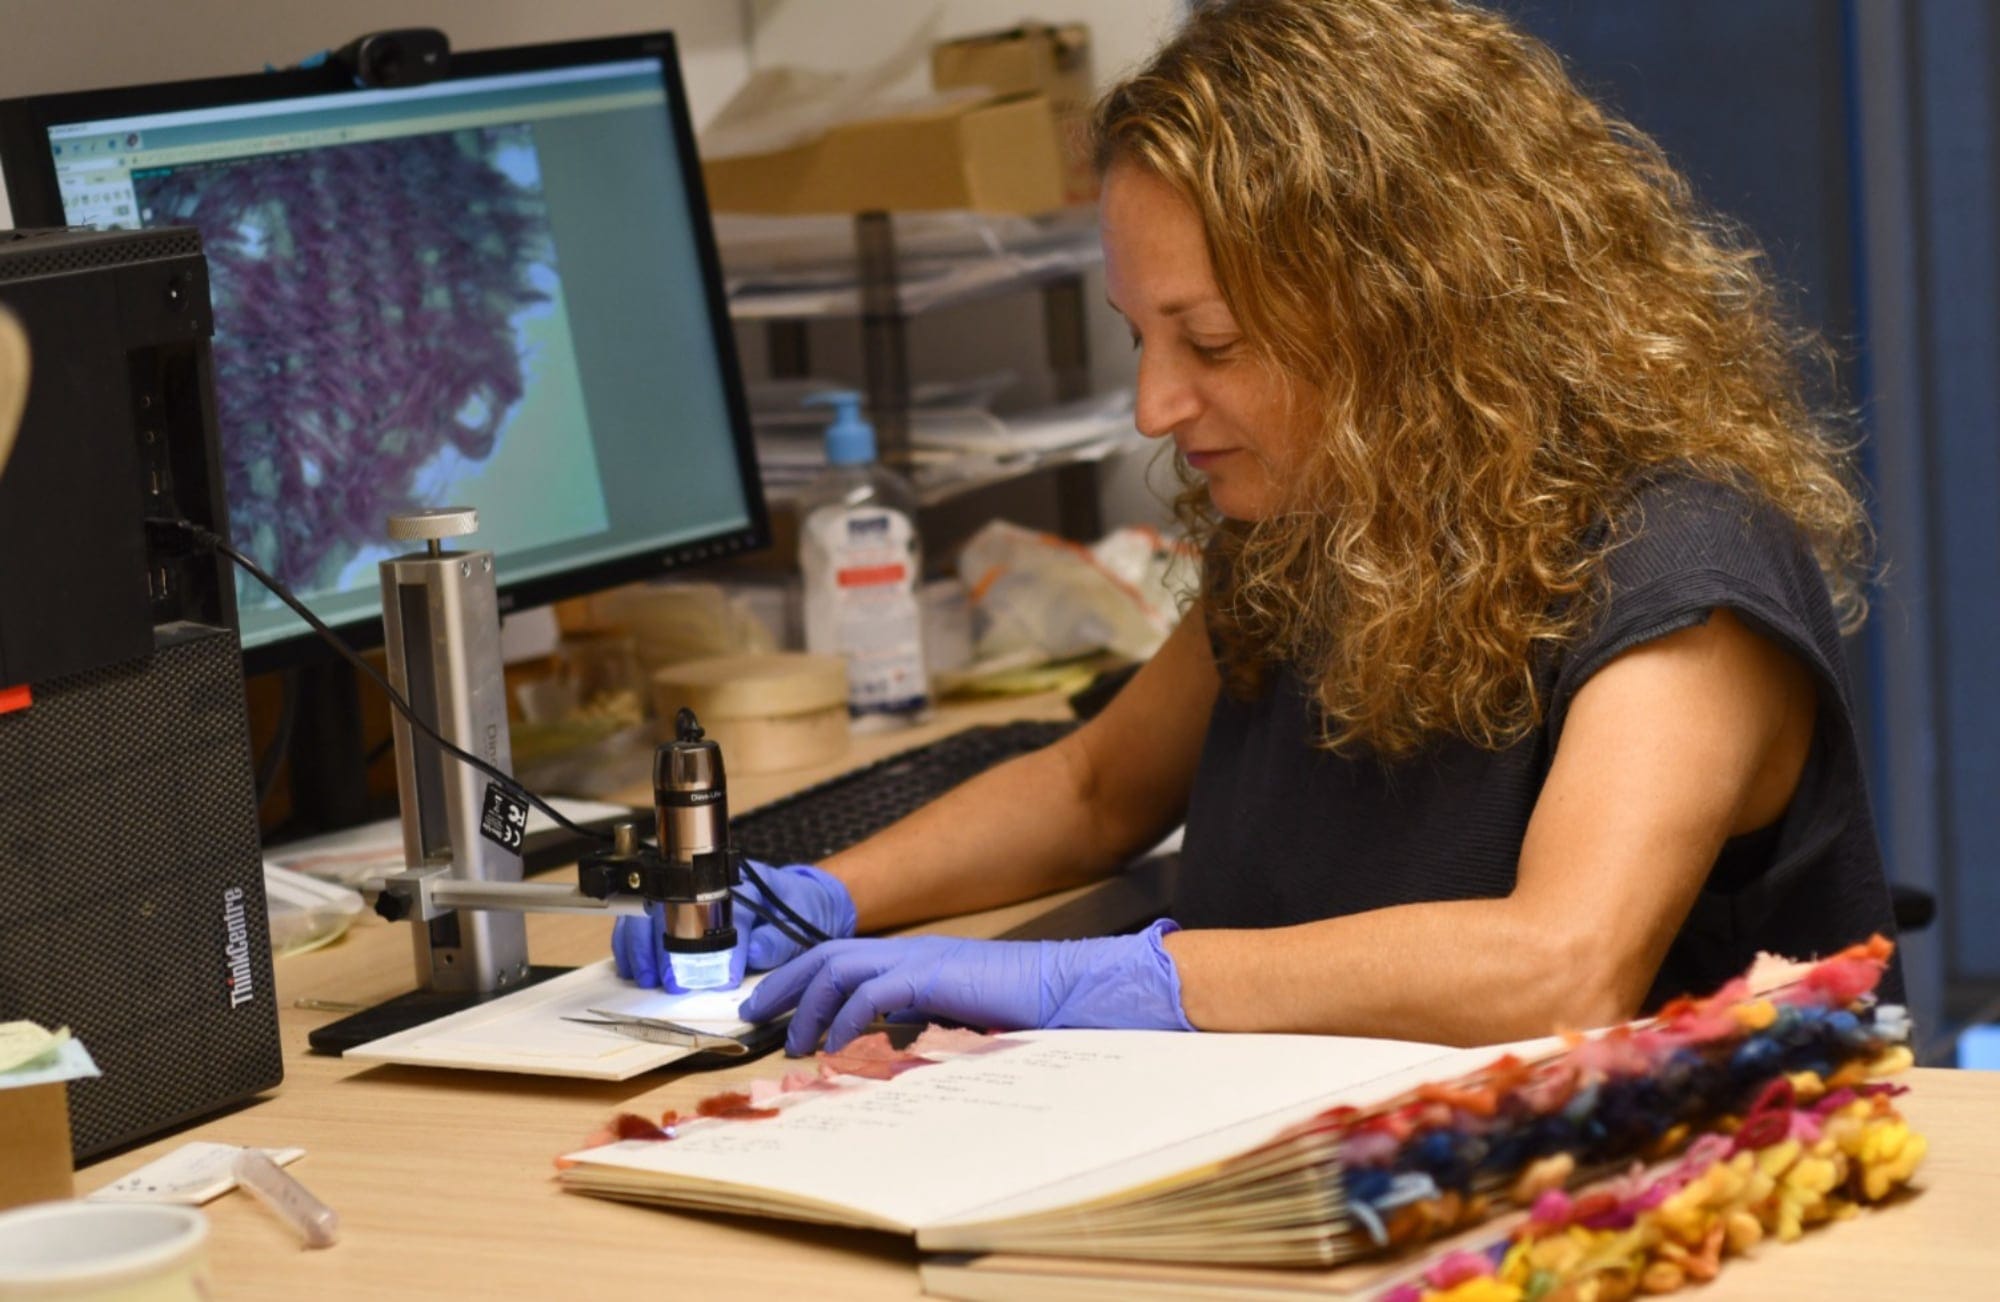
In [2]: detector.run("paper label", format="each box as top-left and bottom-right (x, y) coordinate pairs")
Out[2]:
(479, 783), (529, 853)
(90, 1142), (306, 1205)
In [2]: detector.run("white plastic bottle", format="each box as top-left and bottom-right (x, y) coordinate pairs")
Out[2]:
(797, 391), (930, 727)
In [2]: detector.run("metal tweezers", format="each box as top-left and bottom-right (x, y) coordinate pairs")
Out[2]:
(562, 1009), (750, 1056)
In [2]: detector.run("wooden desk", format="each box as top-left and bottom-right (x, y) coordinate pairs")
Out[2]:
(77, 696), (2000, 1300)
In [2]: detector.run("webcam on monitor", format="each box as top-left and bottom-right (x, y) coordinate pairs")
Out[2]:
(333, 29), (450, 89)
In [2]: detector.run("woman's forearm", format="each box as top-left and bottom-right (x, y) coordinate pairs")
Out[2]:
(1163, 898), (1629, 1047)
(823, 736), (1156, 932)
(827, 613), (1220, 934)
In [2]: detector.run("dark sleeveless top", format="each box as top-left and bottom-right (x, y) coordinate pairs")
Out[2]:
(1175, 475), (1904, 1009)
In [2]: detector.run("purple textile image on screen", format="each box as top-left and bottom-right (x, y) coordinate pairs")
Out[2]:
(132, 124), (607, 612)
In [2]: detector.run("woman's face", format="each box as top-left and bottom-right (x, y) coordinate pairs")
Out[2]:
(1101, 159), (1311, 522)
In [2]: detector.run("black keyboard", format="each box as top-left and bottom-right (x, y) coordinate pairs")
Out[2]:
(729, 719), (1078, 866)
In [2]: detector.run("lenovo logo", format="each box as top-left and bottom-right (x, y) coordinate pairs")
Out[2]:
(223, 886), (255, 1008)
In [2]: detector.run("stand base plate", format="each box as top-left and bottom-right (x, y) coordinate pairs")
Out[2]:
(306, 965), (570, 1055)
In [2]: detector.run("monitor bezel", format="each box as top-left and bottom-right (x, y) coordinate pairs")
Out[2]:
(0, 32), (771, 676)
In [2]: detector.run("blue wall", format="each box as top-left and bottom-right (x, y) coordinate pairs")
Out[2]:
(1499, 0), (2000, 1058)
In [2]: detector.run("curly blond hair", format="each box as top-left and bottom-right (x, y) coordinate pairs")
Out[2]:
(1093, 0), (1870, 757)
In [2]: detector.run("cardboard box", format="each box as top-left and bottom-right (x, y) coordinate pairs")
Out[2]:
(702, 91), (1068, 216)
(0, 1080), (75, 1209)
(932, 22), (1097, 206)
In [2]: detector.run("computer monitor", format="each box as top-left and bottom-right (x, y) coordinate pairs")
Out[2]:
(0, 33), (768, 675)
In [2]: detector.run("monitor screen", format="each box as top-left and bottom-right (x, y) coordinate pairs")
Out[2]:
(0, 35), (766, 671)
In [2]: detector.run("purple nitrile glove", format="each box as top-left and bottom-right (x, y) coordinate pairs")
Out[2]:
(737, 920), (1194, 1056)
(735, 862), (858, 970)
(609, 899), (750, 993)
(611, 897), (673, 990)
(610, 861), (857, 989)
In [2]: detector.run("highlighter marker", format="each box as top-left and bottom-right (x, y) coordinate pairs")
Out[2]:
(231, 1148), (340, 1248)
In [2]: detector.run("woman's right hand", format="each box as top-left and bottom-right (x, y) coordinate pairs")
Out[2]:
(610, 861), (859, 988)
(734, 862), (858, 969)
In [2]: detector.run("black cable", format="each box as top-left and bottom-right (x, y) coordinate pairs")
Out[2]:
(736, 858), (833, 947)
(149, 516), (612, 846)
(728, 892), (818, 950)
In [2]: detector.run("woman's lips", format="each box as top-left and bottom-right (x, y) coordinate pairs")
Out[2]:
(1183, 448), (1233, 470)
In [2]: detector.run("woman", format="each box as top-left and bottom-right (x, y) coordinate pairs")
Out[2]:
(617, 0), (1900, 1053)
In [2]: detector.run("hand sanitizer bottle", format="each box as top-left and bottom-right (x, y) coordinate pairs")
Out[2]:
(797, 391), (930, 727)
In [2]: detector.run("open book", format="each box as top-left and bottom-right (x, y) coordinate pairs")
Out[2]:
(557, 1029), (1508, 1261)
(553, 943), (1907, 1268)
(917, 1249), (1431, 1299)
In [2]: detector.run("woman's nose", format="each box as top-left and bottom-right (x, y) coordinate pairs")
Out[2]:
(1133, 352), (1199, 440)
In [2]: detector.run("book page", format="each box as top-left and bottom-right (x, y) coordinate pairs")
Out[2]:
(919, 1039), (1534, 1241)
(563, 1028), (1472, 1231)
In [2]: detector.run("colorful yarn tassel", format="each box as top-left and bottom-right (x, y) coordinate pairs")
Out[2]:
(1317, 936), (1911, 1258)
(1376, 1075), (1924, 1300)
(1370, 937), (1925, 1301)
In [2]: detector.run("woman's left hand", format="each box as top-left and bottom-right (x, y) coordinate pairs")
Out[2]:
(738, 920), (1193, 1055)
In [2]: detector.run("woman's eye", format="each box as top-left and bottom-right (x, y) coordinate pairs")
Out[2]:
(1190, 339), (1238, 362)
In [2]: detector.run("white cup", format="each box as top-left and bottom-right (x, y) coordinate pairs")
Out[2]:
(0, 1201), (210, 1301)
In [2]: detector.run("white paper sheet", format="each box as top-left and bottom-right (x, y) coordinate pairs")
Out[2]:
(343, 960), (767, 1081)
(90, 1142), (306, 1205)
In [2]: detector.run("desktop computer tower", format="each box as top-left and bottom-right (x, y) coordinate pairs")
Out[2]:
(0, 623), (281, 1159)
(0, 227), (281, 1160)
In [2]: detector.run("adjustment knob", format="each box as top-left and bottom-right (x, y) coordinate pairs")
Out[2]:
(387, 507), (479, 542)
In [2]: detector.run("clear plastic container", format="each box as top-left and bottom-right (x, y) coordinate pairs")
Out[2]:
(797, 392), (930, 726)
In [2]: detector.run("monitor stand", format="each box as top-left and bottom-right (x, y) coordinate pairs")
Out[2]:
(284, 659), (382, 836)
